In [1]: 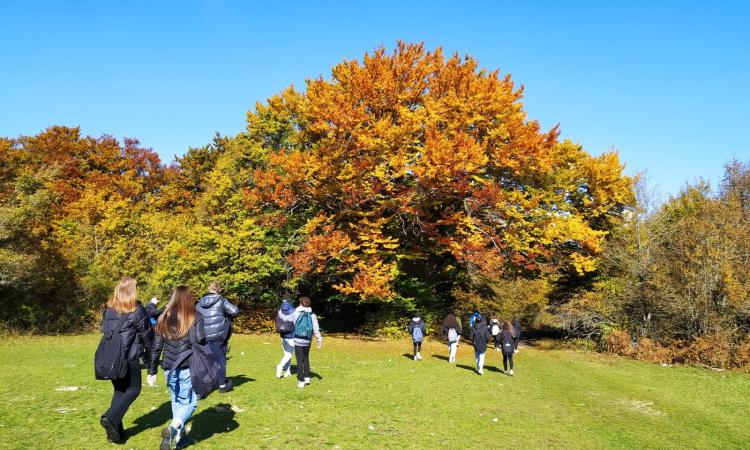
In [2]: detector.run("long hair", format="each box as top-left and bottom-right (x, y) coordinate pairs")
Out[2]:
(155, 286), (196, 340)
(443, 313), (459, 329)
(502, 321), (516, 338)
(107, 276), (138, 314)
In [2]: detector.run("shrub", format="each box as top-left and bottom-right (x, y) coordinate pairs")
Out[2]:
(604, 330), (634, 356)
(634, 338), (673, 363)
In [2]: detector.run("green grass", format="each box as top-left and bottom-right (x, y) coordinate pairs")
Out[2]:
(0, 334), (748, 449)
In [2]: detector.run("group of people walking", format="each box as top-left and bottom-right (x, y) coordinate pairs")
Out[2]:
(409, 310), (522, 376)
(96, 277), (239, 449)
(96, 276), (519, 448)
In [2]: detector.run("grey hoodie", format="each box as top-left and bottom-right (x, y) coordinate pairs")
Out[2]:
(290, 306), (322, 347)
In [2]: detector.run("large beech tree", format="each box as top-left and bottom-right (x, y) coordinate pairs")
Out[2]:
(250, 42), (633, 300)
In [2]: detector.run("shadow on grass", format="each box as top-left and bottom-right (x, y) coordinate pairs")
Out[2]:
(179, 403), (239, 448)
(456, 363), (502, 373)
(431, 354), (449, 361)
(229, 374), (255, 388)
(401, 353), (416, 360)
(126, 401), (171, 440)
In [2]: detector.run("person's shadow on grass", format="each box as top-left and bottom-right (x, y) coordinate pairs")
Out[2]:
(179, 403), (239, 448)
(125, 401), (171, 441)
(431, 355), (449, 361)
(229, 374), (255, 388)
(456, 364), (501, 373)
(401, 353), (415, 360)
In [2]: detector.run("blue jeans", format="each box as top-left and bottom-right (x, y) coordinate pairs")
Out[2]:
(164, 368), (197, 427)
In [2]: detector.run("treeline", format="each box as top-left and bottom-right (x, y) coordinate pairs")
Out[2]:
(3, 42), (747, 368)
(559, 163), (750, 368)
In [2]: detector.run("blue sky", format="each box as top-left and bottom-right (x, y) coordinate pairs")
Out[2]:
(1, 1), (748, 196)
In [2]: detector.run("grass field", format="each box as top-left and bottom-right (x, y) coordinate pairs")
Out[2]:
(0, 334), (748, 449)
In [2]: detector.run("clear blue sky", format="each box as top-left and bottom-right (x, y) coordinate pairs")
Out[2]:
(1, 1), (748, 196)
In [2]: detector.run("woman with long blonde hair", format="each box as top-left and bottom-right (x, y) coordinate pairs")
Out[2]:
(148, 286), (206, 450)
(98, 277), (153, 444)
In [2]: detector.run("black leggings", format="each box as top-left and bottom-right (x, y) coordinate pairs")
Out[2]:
(295, 344), (311, 382)
(413, 341), (422, 356)
(104, 359), (141, 426)
(503, 353), (514, 371)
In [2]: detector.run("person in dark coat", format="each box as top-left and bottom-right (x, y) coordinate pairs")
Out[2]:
(469, 316), (490, 375)
(195, 281), (239, 392)
(500, 321), (516, 376)
(99, 277), (153, 444)
(440, 313), (462, 363)
(512, 317), (522, 353)
(147, 286), (206, 450)
(407, 313), (427, 361)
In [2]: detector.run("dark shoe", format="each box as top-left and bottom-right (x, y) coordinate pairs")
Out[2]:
(175, 429), (193, 449)
(160, 426), (176, 450)
(100, 416), (121, 443)
(218, 378), (233, 393)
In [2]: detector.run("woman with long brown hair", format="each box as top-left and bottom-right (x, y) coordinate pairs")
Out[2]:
(99, 276), (153, 444)
(148, 286), (206, 450)
(500, 321), (516, 376)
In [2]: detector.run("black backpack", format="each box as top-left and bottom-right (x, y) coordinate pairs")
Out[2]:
(94, 312), (129, 380)
(169, 328), (222, 399)
(275, 315), (295, 334)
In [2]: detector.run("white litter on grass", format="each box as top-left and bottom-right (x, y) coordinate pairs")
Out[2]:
(240, 352), (245, 356)
(492, 417), (498, 423)
(54, 407), (76, 413)
(230, 405), (245, 413)
(65, 364), (76, 367)
(150, 406), (156, 411)
(368, 425), (375, 430)
(55, 386), (79, 392)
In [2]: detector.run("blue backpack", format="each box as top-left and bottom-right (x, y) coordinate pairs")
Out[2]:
(294, 312), (314, 339)
(412, 323), (423, 343)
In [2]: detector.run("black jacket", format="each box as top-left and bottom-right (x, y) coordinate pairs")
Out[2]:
(101, 304), (153, 361)
(512, 318), (522, 338)
(145, 302), (165, 320)
(500, 329), (515, 355)
(469, 320), (490, 352)
(148, 315), (206, 375)
(407, 318), (426, 340)
(196, 293), (239, 343)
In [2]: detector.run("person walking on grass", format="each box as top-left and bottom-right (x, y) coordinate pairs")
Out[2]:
(490, 318), (501, 351)
(468, 309), (481, 328)
(275, 299), (296, 378)
(291, 297), (322, 388)
(96, 276), (153, 445)
(500, 321), (516, 376)
(196, 281), (239, 393)
(147, 286), (206, 450)
(469, 315), (490, 375)
(441, 313), (462, 363)
(408, 312), (427, 361)
(512, 317), (522, 353)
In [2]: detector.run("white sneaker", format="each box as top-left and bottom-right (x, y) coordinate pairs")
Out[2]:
(478, 369), (484, 376)
(297, 381), (305, 388)
(417, 352), (423, 361)
(284, 370), (291, 378)
(514, 349), (519, 353)
(413, 355), (418, 361)
(304, 377), (311, 385)
(276, 365), (283, 378)
(509, 369), (514, 376)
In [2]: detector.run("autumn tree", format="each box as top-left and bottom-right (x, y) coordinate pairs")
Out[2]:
(248, 42), (633, 315)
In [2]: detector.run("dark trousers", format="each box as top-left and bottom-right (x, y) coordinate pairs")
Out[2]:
(503, 353), (514, 371)
(513, 336), (520, 350)
(413, 341), (422, 356)
(295, 344), (312, 382)
(493, 335), (500, 349)
(104, 359), (141, 427)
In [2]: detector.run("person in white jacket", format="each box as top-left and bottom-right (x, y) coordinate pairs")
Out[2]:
(275, 300), (296, 378)
(289, 297), (322, 388)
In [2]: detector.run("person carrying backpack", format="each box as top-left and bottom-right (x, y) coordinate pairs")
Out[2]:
(440, 313), (462, 363)
(468, 309), (481, 329)
(147, 286), (207, 450)
(290, 297), (322, 388)
(512, 317), (522, 353)
(500, 321), (516, 376)
(408, 313), (427, 361)
(195, 281), (239, 393)
(490, 318), (501, 351)
(96, 276), (153, 444)
(275, 299), (296, 378)
(469, 315), (490, 375)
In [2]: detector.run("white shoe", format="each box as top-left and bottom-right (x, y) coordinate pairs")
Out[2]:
(284, 370), (291, 378)
(417, 352), (423, 361)
(509, 369), (514, 376)
(514, 349), (519, 353)
(478, 369), (484, 376)
(304, 377), (311, 385)
(297, 381), (305, 388)
(413, 355), (418, 361)
(276, 365), (283, 378)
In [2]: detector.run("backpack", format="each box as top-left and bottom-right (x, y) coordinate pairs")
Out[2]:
(412, 322), (423, 343)
(469, 314), (478, 328)
(294, 312), (314, 339)
(275, 315), (295, 334)
(169, 342), (222, 400)
(447, 327), (458, 343)
(491, 324), (500, 336)
(501, 331), (514, 354)
(94, 312), (129, 380)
